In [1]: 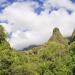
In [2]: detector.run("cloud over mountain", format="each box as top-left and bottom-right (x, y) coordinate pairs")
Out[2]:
(0, 0), (75, 50)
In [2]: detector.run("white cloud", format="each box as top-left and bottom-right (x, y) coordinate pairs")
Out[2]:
(0, 0), (10, 8)
(44, 0), (75, 11)
(0, 1), (75, 50)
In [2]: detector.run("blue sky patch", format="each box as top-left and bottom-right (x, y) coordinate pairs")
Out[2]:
(35, 7), (44, 14)
(70, 0), (75, 3)
(0, 0), (75, 14)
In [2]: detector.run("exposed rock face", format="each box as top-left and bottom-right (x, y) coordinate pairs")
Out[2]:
(49, 27), (68, 45)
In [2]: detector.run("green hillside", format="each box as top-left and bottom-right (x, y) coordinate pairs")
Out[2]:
(0, 25), (75, 75)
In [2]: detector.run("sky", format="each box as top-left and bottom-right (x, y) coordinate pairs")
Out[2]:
(0, 0), (75, 50)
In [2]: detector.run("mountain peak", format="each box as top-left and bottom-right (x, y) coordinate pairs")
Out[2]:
(49, 27), (68, 45)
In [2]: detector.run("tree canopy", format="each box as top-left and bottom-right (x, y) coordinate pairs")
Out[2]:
(0, 26), (75, 75)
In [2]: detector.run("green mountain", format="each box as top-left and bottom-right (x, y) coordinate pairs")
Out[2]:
(0, 26), (75, 75)
(72, 29), (75, 42)
(49, 27), (68, 46)
(68, 29), (75, 44)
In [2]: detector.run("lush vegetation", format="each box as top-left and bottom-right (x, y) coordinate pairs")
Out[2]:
(0, 26), (75, 75)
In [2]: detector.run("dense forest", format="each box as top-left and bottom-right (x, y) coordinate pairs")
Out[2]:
(0, 25), (75, 75)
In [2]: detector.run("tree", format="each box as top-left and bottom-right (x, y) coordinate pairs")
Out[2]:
(69, 41), (75, 53)
(0, 25), (6, 43)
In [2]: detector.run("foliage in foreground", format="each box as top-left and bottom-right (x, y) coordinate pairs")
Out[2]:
(0, 26), (75, 75)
